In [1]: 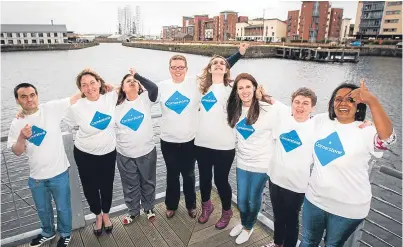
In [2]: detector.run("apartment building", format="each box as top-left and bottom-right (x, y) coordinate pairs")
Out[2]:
(1, 24), (68, 45)
(236, 18), (286, 42)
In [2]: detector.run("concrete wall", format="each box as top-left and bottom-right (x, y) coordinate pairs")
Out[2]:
(122, 42), (402, 58)
(1, 43), (99, 52)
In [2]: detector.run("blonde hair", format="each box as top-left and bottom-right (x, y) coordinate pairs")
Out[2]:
(198, 55), (232, 95)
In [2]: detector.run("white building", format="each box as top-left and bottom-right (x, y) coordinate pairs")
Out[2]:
(236, 18), (287, 42)
(1, 24), (68, 45)
(118, 5), (134, 35)
(340, 18), (351, 41)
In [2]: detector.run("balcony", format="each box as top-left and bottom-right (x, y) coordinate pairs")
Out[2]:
(362, 14), (383, 20)
(360, 22), (381, 28)
(312, 10), (319, 17)
(363, 5), (384, 12)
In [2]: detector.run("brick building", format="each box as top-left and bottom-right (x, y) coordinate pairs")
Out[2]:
(219, 11), (238, 41)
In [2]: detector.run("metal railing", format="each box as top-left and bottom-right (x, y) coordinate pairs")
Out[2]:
(1, 115), (402, 247)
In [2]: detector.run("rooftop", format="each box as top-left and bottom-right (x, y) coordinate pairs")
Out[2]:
(1, 24), (68, 33)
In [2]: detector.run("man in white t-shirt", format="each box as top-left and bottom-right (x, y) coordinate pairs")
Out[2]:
(7, 83), (80, 247)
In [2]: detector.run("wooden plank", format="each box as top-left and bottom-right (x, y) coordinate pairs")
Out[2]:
(188, 216), (239, 247)
(97, 228), (118, 247)
(243, 236), (274, 247)
(136, 213), (170, 247)
(119, 215), (152, 247)
(79, 223), (101, 247)
(151, 209), (185, 247)
(70, 230), (85, 247)
(110, 217), (136, 247)
(155, 202), (192, 245)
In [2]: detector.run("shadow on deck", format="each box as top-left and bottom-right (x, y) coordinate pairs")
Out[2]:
(16, 190), (273, 247)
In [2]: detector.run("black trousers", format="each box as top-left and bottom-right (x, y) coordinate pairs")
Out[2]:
(195, 146), (235, 210)
(160, 139), (196, 210)
(269, 180), (305, 247)
(74, 146), (116, 215)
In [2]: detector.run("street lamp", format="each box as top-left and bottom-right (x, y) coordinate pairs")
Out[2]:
(262, 7), (271, 42)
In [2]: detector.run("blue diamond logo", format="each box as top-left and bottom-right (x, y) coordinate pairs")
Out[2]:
(314, 132), (345, 166)
(28, 125), (47, 146)
(280, 130), (302, 152)
(120, 108), (144, 131)
(89, 111), (112, 130)
(201, 91), (217, 112)
(165, 91), (190, 114)
(236, 117), (255, 140)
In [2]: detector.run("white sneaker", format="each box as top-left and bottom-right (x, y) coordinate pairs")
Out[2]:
(235, 228), (254, 245)
(229, 223), (243, 237)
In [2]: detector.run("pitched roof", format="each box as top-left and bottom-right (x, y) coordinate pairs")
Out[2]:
(1, 24), (68, 33)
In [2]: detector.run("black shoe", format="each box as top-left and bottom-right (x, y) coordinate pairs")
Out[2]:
(56, 236), (71, 247)
(93, 223), (103, 236)
(30, 234), (56, 247)
(104, 223), (113, 234)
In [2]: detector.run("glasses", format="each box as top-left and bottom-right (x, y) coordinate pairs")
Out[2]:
(170, 66), (186, 71)
(211, 60), (226, 66)
(334, 96), (355, 104)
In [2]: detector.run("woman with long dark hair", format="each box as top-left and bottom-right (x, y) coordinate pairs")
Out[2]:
(194, 44), (249, 229)
(300, 80), (396, 246)
(114, 68), (158, 225)
(226, 73), (276, 244)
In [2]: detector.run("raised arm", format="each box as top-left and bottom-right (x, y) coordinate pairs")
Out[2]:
(349, 79), (394, 140)
(226, 43), (249, 68)
(130, 68), (158, 102)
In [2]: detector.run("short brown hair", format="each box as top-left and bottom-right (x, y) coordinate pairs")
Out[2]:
(169, 55), (187, 68)
(75, 68), (106, 97)
(291, 87), (317, 106)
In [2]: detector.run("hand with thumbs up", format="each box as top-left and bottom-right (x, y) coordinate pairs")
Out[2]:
(348, 79), (376, 106)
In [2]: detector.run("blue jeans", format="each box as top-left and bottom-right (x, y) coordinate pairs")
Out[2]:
(236, 168), (268, 230)
(300, 198), (363, 247)
(28, 170), (72, 238)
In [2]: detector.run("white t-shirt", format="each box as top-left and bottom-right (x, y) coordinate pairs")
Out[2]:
(236, 103), (277, 173)
(7, 98), (71, 180)
(269, 101), (316, 193)
(64, 91), (118, 155)
(115, 93), (155, 158)
(157, 77), (201, 143)
(195, 83), (235, 150)
(306, 113), (383, 219)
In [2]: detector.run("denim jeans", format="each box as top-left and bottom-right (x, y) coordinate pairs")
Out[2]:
(236, 168), (268, 230)
(28, 170), (72, 238)
(300, 198), (363, 247)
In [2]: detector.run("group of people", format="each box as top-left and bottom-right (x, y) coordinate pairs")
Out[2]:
(7, 42), (396, 247)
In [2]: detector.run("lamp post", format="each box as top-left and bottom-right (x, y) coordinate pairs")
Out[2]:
(262, 7), (271, 42)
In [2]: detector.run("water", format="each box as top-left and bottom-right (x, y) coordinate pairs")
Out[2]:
(1, 43), (401, 245)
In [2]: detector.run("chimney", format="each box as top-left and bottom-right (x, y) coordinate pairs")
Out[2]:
(51, 20), (53, 25)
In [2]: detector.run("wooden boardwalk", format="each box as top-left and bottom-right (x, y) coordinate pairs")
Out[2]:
(16, 190), (273, 247)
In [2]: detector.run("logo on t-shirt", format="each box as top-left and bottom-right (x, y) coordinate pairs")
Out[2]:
(90, 111), (112, 130)
(280, 130), (302, 152)
(27, 125), (47, 146)
(236, 117), (255, 140)
(314, 132), (345, 166)
(120, 108), (144, 131)
(165, 91), (190, 114)
(201, 91), (217, 112)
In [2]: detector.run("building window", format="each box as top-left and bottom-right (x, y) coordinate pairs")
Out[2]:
(7, 33), (12, 37)
(8, 40), (13, 44)
(40, 39), (44, 44)
(383, 28), (397, 32)
(386, 10), (401, 15)
(23, 33), (27, 37)
(1, 40), (4, 44)
(24, 40), (28, 44)
(32, 39), (37, 44)
(388, 1), (402, 6)
(39, 33), (43, 37)
(17, 33), (22, 37)
(17, 40), (22, 44)
(385, 19), (399, 23)
(54, 32), (58, 37)
(31, 33), (37, 37)
(47, 39), (52, 43)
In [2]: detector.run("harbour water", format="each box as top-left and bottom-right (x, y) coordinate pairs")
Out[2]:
(1, 43), (401, 245)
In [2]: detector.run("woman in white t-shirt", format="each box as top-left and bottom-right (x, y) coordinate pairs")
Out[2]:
(64, 69), (118, 236)
(194, 43), (249, 229)
(114, 68), (158, 225)
(226, 73), (276, 245)
(301, 80), (396, 247)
